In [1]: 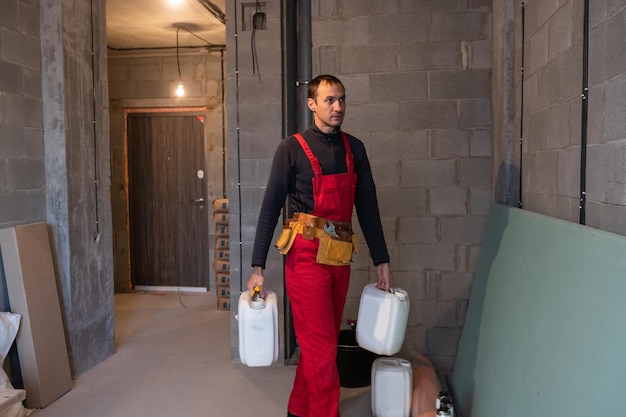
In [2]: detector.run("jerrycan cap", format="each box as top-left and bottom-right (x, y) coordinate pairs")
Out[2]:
(391, 288), (408, 301)
(251, 297), (265, 309)
(399, 358), (411, 369)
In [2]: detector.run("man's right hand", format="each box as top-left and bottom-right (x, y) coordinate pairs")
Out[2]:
(247, 266), (265, 298)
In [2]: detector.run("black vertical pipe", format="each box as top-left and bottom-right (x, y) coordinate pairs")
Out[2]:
(580, 0), (590, 225)
(519, 1), (525, 209)
(285, 0), (313, 362)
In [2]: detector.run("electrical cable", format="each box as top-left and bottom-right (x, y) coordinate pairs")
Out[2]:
(107, 45), (225, 52)
(176, 27), (182, 79)
(175, 25), (222, 96)
(177, 25), (219, 48)
(221, 49), (227, 198)
(175, 27), (185, 96)
(90, 0), (100, 241)
(579, 0), (589, 225)
(234, 0), (244, 294)
(251, 0), (262, 81)
(518, 1), (525, 209)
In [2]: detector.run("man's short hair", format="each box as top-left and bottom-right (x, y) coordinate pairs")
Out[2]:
(308, 75), (345, 100)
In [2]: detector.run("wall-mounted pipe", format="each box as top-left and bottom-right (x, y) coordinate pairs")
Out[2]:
(579, 0), (590, 225)
(281, 0), (311, 361)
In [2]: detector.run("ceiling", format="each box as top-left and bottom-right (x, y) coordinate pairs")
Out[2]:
(106, 0), (227, 50)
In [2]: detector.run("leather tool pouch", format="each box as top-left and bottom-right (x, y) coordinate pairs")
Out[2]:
(275, 221), (301, 255)
(275, 226), (291, 249)
(316, 231), (355, 266)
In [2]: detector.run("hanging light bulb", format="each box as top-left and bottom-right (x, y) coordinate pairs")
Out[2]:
(176, 81), (185, 97)
(175, 27), (184, 97)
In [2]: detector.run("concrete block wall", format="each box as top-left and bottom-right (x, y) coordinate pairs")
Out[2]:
(0, 1), (46, 308)
(518, 0), (582, 221)
(3, 0), (623, 382)
(0, 3), (46, 228)
(515, 0), (626, 235)
(40, 0), (115, 376)
(310, 0), (493, 373)
(225, 0), (286, 360)
(1, 0), (115, 377)
(585, 3), (626, 234)
(107, 49), (226, 293)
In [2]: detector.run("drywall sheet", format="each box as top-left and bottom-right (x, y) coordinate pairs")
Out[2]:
(0, 223), (72, 408)
(451, 204), (626, 417)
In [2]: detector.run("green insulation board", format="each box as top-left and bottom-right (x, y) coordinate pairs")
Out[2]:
(451, 204), (626, 417)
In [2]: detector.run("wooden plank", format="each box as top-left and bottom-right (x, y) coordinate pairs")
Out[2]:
(0, 223), (72, 408)
(452, 204), (626, 417)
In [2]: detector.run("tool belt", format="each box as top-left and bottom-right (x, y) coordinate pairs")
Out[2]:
(274, 212), (358, 266)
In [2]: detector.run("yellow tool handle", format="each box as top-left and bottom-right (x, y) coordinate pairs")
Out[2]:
(250, 285), (260, 299)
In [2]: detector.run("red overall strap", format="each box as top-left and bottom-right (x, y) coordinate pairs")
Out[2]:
(341, 131), (354, 173)
(294, 133), (322, 177)
(293, 132), (354, 175)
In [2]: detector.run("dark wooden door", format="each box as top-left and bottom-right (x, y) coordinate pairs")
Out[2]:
(127, 114), (209, 289)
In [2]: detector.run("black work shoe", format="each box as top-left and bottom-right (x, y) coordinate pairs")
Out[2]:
(287, 412), (299, 417)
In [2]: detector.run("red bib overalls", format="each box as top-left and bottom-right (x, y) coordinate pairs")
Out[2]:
(286, 132), (356, 417)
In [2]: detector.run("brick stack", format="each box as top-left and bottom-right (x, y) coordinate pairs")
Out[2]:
(213, 198), (230, 310)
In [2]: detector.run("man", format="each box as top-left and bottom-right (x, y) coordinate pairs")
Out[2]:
(247, 74), (392, 417)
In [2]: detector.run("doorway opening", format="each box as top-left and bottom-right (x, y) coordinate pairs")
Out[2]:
(123, 107), (211, 292)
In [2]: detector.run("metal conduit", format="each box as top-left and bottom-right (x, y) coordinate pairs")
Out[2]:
(221, 49), (227, 198)
(519, 1), (525, 209)
(579, 0), (590, 225)
(234, 0), (244, 293)
(90, 0), (101, 241)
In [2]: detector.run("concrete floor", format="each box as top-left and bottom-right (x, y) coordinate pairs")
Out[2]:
(30, 291), (372, 417)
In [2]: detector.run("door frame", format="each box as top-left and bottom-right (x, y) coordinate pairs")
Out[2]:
(123, 107), (208, 291)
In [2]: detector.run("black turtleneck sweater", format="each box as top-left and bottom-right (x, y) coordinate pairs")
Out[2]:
(251, 125), (390, 268)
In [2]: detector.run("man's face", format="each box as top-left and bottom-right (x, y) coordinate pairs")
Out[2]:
(308, 81), (346, 133)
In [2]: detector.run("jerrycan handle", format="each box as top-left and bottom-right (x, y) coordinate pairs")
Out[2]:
(250, 285), (265, 309)
(377, 285), (408, 301)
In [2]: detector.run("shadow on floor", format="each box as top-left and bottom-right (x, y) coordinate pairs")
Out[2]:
(30, 292), (372, 417)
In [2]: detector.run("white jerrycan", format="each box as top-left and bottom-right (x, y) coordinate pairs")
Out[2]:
(238, 288), (279, 367)
(371, 357), (413, 417)
(356, 283), (410, 356)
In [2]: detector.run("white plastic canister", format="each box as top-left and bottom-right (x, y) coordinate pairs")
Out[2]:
(356, 283), (409, 355)
(371, 357), (413, 417)
(238, 289), (279, 367)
